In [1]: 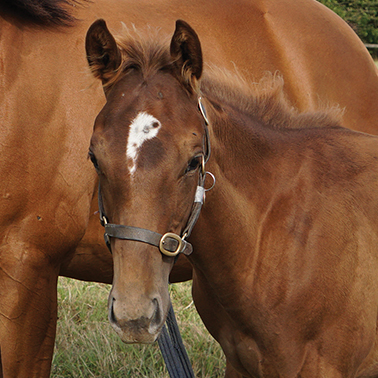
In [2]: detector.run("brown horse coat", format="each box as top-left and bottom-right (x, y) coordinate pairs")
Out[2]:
(1, 0), (378, 376)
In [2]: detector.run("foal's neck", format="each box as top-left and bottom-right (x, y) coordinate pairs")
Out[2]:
(205, 97), (284, 192)
(190, 93), (333, 285)
(189, 100), (284, 278)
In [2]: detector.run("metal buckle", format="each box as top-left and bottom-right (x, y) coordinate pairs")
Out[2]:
(100, 214), (108, 227)
(201, 156), (206, 176)
(159, 233), (183, 257)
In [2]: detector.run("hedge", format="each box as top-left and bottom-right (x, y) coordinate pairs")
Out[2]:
(317, 0), (378, 55)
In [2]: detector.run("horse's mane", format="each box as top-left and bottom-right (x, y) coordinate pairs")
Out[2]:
(1, 0), (83, 26)
(201, 67), (343, 130)
(113, 26), (342, 130)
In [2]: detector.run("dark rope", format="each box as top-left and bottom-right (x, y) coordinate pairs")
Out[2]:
(158, 302), (195, 378)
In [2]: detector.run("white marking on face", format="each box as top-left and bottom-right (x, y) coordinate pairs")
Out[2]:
(126, 112), (162, 175)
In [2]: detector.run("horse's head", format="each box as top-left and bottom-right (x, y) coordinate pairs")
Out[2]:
(85, 19), (208, 343)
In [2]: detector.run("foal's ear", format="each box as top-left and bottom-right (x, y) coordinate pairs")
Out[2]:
(170, 20), (203, 92)
(85, 19), (121, 86)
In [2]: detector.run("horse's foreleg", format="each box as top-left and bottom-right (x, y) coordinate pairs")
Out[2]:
(0, 247), (58, 378)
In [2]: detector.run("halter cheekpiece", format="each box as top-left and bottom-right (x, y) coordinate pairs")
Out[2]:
(98, 97), (212, 257)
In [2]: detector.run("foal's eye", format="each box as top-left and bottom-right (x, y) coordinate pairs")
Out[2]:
(88, 151), (99, 171)
(185, 156), (202, 174)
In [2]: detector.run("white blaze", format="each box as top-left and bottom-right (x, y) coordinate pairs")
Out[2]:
(126, 112), (162, 175)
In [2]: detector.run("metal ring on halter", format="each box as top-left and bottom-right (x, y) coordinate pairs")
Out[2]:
(205, 172), (216, 191)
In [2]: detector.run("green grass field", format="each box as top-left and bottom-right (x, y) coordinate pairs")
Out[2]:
(51, 278), (225, 378)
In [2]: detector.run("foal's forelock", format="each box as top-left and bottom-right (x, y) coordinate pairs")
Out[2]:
(99, 29), (173, 89)
(100, 27), (201, 95)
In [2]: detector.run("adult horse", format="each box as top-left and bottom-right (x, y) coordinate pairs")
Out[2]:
(86, 20), (378, 377)
(1, 0), (378, 377)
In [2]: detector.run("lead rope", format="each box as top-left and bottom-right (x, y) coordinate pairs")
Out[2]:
(158, 302), (195, 378)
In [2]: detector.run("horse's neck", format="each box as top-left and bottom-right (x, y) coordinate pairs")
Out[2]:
(190, 105), (284, 287)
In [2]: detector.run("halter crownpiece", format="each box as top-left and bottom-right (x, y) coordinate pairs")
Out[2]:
(198, 97), (209, 125)
(98, 97), (214, 257)
(198, 97), (211, 163)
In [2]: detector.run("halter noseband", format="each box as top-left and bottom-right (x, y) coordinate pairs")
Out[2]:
(98, 97), (211, 257)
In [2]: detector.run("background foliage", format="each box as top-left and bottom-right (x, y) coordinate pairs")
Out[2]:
(317, 0), (378, 56)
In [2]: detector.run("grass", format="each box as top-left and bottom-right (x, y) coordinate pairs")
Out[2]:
(51, 278), (225, 378)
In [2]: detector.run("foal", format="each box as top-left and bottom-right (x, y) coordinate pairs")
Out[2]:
(86, 19), (378, 377)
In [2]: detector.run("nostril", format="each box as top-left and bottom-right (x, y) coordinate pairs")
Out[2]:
(151, 298), (162, 326)
(109, 296), (117, 324)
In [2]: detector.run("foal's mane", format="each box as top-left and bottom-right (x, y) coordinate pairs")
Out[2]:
(201, 68), (342, 130)
(113, 26), (341, 130)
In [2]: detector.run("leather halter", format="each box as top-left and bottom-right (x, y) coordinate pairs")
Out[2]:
(98, 97), (211, 257)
